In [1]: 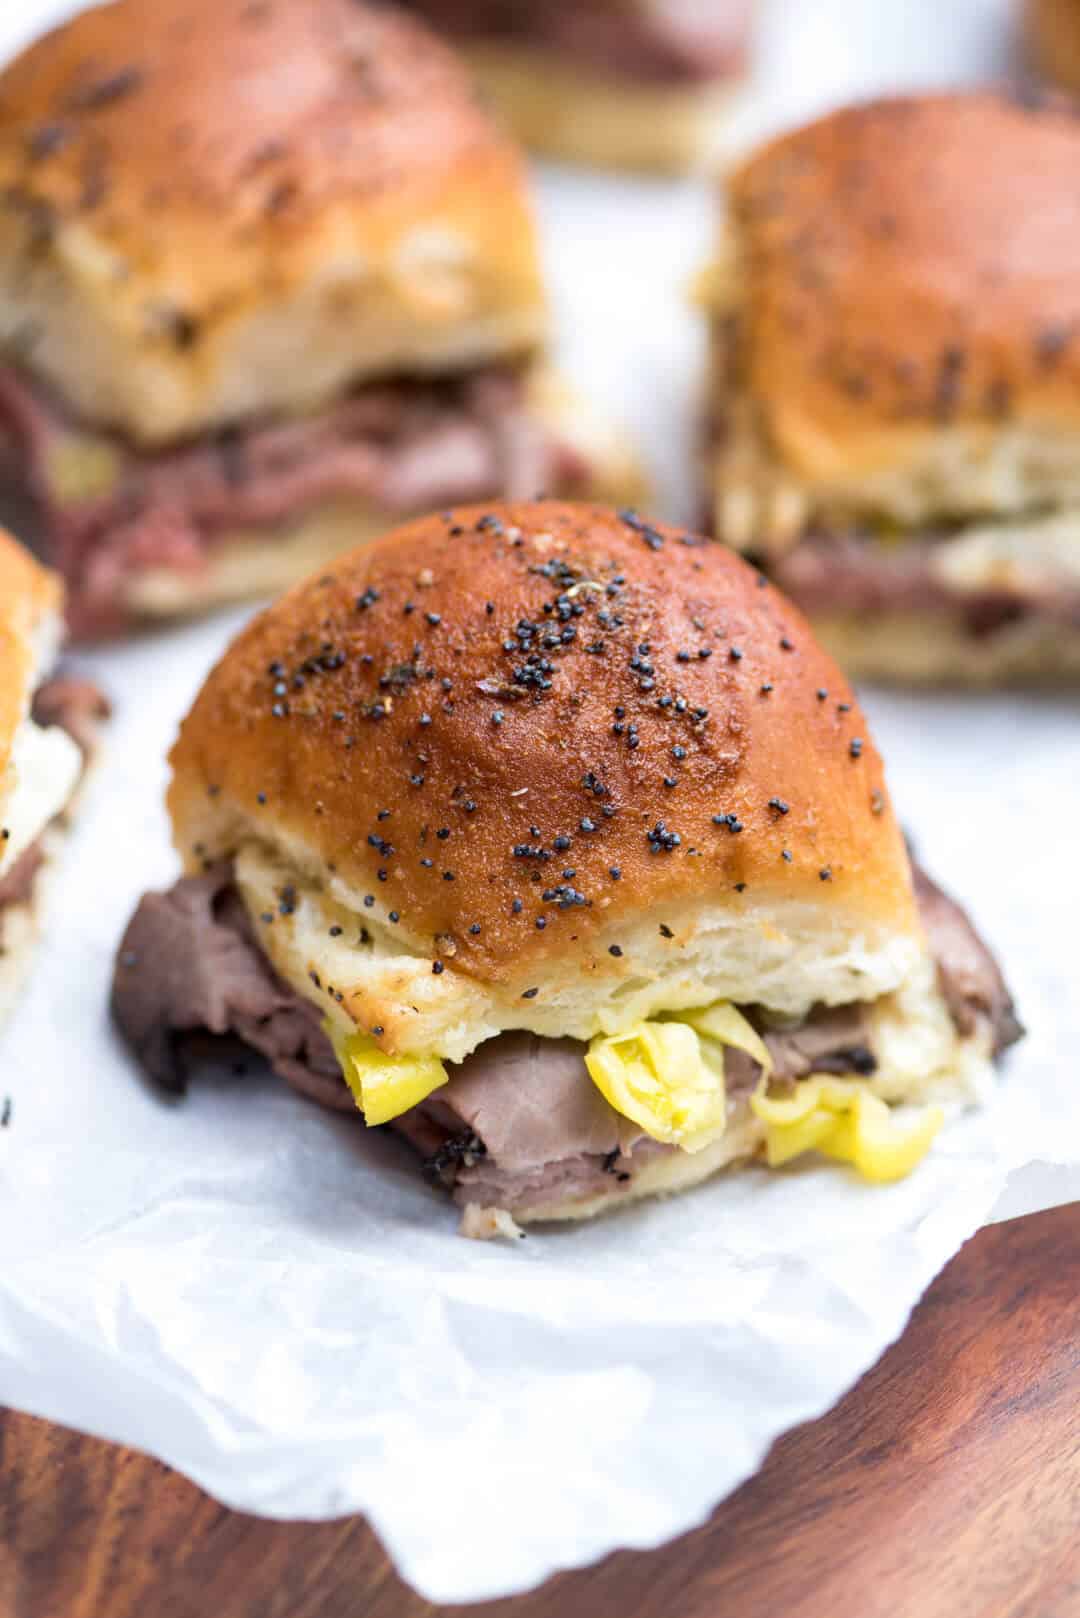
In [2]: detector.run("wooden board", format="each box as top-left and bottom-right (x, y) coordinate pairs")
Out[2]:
(0, 1203), (1077, 1618)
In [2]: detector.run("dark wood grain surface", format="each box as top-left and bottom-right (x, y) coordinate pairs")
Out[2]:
(0, 1204), (1077, 1618)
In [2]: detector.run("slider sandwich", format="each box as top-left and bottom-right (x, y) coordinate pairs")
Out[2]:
(704, 93), (1080, 682)
(398, 0), (758, 172)
(0, 530), (107, 1029)
(112, 502), (1021, 1233)
(0, 0), (638, 639)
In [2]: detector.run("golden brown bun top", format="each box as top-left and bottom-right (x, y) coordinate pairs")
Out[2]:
(1026, 0), (1080, 92)
(0, 0), (544, 441)
(0, 530), (61, 783)
(0, 0), (519, 245)
(169, 502), (917, 984)
(726, 92), (1080, 471)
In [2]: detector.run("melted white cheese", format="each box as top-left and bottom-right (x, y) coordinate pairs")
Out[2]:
(932, 510), (1080, 598)
(0, 718), (82, 878)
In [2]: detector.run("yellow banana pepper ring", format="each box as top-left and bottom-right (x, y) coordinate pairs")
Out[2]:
(751, 1077), (944, 1182)
(328, 1028), (448, 1127)
(845, 1091), (945, 1183)
(585, 1019), (727, 1153)
(682, 1001), (774, 1076)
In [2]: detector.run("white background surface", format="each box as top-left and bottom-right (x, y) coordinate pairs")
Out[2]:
(0, 0), (1077, 1603)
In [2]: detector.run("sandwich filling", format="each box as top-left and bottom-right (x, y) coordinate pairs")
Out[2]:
(0, 675), (108, 930)
(767, 522), (1080, 640)
(721, 513), (1080, 657)
(0, 367), (593, 639)
(398, 0), (754, 86)
(112, 861), (1020, 1221)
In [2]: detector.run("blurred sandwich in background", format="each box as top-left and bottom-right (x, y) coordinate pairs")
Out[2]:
(702, 92), (1080, 683)
(0, 0), (641, 639)
(397, 0), (759, 172)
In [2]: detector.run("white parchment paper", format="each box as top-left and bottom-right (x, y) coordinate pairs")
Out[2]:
(1, 0), (1077, 1604)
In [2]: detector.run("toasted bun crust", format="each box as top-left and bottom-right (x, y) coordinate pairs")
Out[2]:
(460, 42), (738, 172)
(712, 93), (1080, 543)
(1026, 0), (1080, 91)
(168, 502), (921, 1057)
(0, 0), (546, 446)
(0, 530), (62, 792)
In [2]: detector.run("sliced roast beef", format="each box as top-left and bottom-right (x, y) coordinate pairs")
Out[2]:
(0, 367), (591, 639)
(912, 866), (1023, 1056)
(111, 855), (1020, 1214)
(31, 674), (111, 761)
(691, 1012), (875, 1101)
(761, 1002), (877, 1081)
(400, 0), (754, 84)
(770, 532), (1080, 636)
(450, 1143), (668, 1218)
(111, 864), (347, 1104)
(427, 1033), (641, 1169)
(396, 1034), (646, 1211)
